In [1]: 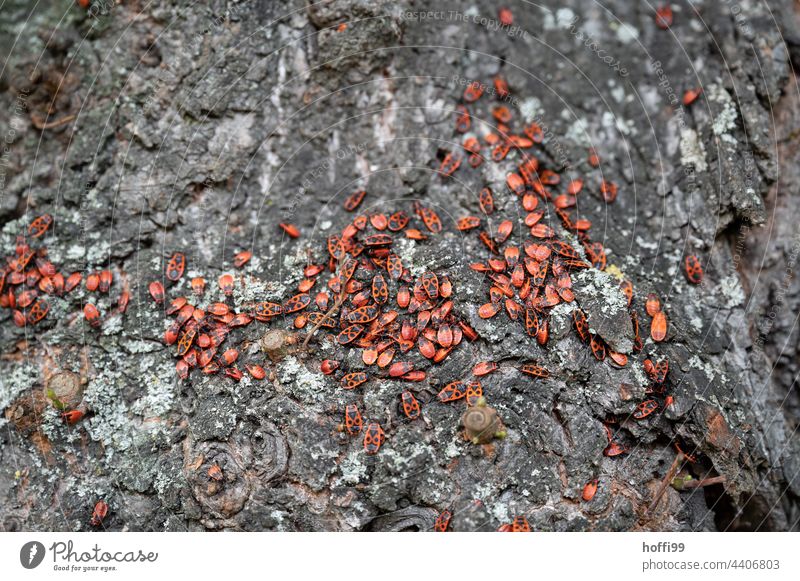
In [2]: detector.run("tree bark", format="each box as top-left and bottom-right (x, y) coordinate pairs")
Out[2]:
(0, 0), (798, 532)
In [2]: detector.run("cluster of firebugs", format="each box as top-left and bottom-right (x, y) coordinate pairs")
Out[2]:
(6, 5), (707, 529)
(424, 67), (701, 528)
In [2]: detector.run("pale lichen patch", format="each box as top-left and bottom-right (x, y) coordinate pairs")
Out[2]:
(718, 275), (745, 308)
(337, 451), (368, 485)
(707, 84), (739, 144)
(277, 356), (327, 403)
(680, 128), (708, 172)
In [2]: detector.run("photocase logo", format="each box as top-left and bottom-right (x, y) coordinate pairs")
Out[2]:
(20, 541), (46, 569)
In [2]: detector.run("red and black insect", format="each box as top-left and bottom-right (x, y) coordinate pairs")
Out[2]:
(17, 289), (37, 308)
(338, 324), (364, 345)
(254, 301), (282, 320)
(65, 272), (82, 293)
(400, 390), (421, 419)
(524, 307), (541, 337)
(245, 364), (266, 380)
(229, 313), (252, 327)
(386, 253), (403, 280)
(189, 277), (205, 296)
(233, 250), (252, 268)
(62, 409), (85, 425)
(479, 187), (495, 215)
(34, 256), (56, 277)
(511, 515), (530, 532)
(495, 220), (513, 245)
(224, 366), (244, 382)
(608, 350), (628, 367)
(495, 7), (513, 26)
(651, 311), (667, 342)
(418, 205), (443, 233)
(492, 141), (511, 161)
(344, 190), (367, 212)
(28, 213), (53, 238)
(209, 302), (231, 317)
(463, 81), (484, 103)
(438, 380), (466, 402)
(655, 4), (673, 29)
(455, 105), (471, 133)
(341, 371), (367, 389)
(530, 224), (555, 239)
(478, 231), (499, 254)
(684, 254), (703, 284)
(599, 180), (618, 203)
(26, 300), (49, 325)
(83, 304), (101, 327)
(98, 270), (113, 293)
(176, 360), (189, 380)
(620, 280), (633, 306)
(176, 327), (197, 357)
(645, 293), (661, 316)
(506, 172), (526, 196)
(14, 248), (35, 273)
(421, 272), (439, 299)
(220, 348), (239, 366)
(166, 252), (186, 282)
(89, 500), (109, 527)
(465, 381), (483, 406)
(344, 404), (363, 435)
(363, 234), (393, 247)
(473, 361), (498, 376)
(683, 88), (702, 106)
(12, 310), (25, 327)
(631, 311), (643, 352)
(283, 293), (311, 314)
(340, 258), (358, 283)
(603, 442), (627, 457)
(321, 360), (340, 375)
(633, 399), (659, 420)
(280, 223), (300, 238)
(164, 321), (181, 345)
(114, 290), (129, 313)
(573, 310), (590, 342)
(369, 214), (388, 231)
(582, 479), (598, 501)
(643, 358), (669, 385)
(434, 510), (451, 532)
(218, 273), (234, 296)
(387, 211), (409, 231)
(207, 464), (223, 482)
(520, 363), (549, 378)
(493, 75), (509, 99)
(363, 422), (385, 454)
(589, 335), (606, 361)
(347, 304), (379, 324)
(306, 312), (334, 329)
(371, 274), (388, 304)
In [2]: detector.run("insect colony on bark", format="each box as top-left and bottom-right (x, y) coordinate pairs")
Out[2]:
(287, 195), (480, 457)
(425, 71), (704, 517)
(6, 17), (707, 525)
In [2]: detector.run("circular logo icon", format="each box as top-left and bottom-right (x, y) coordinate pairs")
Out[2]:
(20, 541), (45, 569)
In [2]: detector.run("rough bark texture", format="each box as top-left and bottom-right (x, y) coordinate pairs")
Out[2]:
(1, 0), (799, 532)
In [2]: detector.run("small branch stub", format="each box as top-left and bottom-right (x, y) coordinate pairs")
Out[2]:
(44, 370), (83, 410)
(260, 329), (299, 363)
(462, 398), (506, 444)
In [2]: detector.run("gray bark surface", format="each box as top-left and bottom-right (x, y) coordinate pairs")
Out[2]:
(0, 0), (799, 531)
